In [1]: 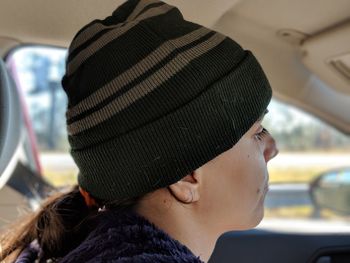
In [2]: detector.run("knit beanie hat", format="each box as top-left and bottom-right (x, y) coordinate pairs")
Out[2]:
(62, 0), (272, 201)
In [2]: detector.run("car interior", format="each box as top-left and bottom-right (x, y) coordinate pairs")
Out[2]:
(1, 0), (350, 262)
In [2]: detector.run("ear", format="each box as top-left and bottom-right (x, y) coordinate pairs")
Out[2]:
(168, 172), (200, 203)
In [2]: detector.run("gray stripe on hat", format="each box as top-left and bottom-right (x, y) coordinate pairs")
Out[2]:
(66, 27), (211, 120)
(70, 0), (162, 53)
(67, 33), (226, 135)
(67, 4), (174, 76)
(70, 24), (117, 55)
(127, 0), (164, 21)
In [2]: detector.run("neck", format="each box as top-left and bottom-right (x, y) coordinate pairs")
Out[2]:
(135, 191), (219, 263)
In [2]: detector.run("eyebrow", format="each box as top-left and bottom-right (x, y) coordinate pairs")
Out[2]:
(257, 109), (269, 122)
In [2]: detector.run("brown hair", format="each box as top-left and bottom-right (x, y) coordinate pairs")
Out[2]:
(0, 185), (141, 262)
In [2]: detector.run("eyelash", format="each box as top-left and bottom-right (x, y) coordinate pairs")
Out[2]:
(255, 128), (269, 141)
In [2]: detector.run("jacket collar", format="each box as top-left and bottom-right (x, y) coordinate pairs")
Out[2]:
(59, 208), (204, 262)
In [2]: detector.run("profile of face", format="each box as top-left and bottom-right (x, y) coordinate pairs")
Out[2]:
(137, 112), (278, 240)
(196, 117), (278, 232)
(167, 113), (279, 234)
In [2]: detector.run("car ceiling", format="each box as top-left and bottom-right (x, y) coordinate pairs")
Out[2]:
(0, 0), (350, 134)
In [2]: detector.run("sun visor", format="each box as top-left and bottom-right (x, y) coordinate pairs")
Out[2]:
(301, 21), (350, 95)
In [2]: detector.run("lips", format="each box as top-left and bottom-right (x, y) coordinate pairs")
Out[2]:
(263, 184), (269, 194)
(264, 174), (270, 193)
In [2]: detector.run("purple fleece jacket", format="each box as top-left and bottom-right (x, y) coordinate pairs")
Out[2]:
(15, 209), (204, 263)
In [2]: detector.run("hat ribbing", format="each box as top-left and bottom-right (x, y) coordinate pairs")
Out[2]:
(62, 0), (272, 200)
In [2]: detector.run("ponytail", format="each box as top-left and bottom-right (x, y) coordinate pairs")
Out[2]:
(1, 183), (145, 262)
(0, 185), (98, 262)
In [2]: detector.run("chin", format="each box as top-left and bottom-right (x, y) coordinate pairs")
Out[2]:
(254, 205), (265, 226)
(219, 206), (265, 232)
(223, 215), (264, 232)
(248, 205), (265, 229)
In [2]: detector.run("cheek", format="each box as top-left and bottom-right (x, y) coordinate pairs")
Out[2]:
(215, 154), (264, 210)
(233, 149), (268, 203)
(199, 141), (268, 217)
(199, 156), (241, 212)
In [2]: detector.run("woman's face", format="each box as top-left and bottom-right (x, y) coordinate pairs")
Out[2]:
(196, 116), (278, 231)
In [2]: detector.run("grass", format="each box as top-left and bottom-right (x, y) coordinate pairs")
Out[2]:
(265, 205), (313, 218)
(268, 167), (326, 183)
(42, 168), (78, 187)
(265, 206), (350, 220)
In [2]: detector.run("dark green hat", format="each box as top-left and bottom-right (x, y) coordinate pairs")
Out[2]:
(62, 0), (272, 200)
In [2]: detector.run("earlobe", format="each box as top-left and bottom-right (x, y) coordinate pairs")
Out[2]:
(168, 173), (200, 204)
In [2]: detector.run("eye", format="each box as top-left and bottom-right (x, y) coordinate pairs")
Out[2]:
(255, 127), (269, 141)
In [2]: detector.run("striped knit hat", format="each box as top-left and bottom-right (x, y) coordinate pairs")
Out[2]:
(62, 0), (272, 201)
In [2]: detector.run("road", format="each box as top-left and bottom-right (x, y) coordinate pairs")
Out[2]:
(265, 183), (311, 208)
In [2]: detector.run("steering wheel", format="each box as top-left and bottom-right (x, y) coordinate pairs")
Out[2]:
(0, 59), (22, 189)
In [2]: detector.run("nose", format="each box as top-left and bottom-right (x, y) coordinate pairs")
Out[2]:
(264, 134), (279, 163)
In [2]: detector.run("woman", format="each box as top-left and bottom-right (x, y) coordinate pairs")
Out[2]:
(1, 0), (278, 262)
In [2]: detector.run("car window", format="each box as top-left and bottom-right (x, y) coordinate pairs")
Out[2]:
(262, 100), (350, 230)
(7, 46), (79, 186)
(7, 45), (350, 230)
